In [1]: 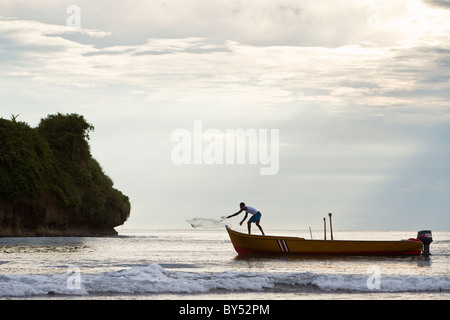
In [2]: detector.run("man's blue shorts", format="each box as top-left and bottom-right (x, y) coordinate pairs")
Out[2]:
(249, 212), (262, 223)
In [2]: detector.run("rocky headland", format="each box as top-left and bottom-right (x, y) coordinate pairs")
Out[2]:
(0, 113), (130, 236)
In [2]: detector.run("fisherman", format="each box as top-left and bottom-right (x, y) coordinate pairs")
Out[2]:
(227, 202), (265, 235)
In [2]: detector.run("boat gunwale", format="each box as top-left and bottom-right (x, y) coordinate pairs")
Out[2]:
(225, 226), (421, 244)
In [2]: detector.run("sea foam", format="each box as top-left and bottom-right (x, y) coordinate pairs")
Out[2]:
(0, 264), (449, 297)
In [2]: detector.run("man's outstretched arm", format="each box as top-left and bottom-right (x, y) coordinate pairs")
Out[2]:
(227, 209), (244, 219)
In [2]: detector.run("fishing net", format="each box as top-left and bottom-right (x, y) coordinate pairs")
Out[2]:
(186, 217), (231, 229)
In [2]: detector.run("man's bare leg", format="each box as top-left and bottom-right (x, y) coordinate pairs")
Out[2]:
(256, 222), (265, 235)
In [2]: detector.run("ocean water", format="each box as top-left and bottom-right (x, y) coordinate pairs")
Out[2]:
(0, 229), (449, 300)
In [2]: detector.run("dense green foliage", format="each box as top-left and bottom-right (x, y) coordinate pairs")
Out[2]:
(0, 113), (130, 231)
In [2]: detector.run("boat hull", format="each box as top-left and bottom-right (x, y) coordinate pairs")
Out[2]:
(226, 227), (422, 256)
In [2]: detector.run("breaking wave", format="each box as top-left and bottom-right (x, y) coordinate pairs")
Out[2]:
(1, 264), (449, 297)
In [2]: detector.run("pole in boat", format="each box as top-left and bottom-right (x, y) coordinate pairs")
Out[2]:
(328, 213), (334, 240)
(323, 217), (326, 240)
(309, 227), (313, 240)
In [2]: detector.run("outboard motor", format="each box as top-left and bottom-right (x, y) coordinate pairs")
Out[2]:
(417, 230), (433, 256)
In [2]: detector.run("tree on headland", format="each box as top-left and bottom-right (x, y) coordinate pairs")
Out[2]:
(0, 113), (131, 236)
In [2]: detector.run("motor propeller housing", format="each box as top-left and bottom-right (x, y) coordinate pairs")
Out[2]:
(417, 230), (433, 256)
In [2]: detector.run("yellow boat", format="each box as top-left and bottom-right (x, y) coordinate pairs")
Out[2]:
(226, 227), (426, 256)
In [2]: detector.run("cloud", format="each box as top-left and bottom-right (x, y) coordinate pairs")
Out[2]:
(2, 4), (450, 124)
(0, 0), (442, 47)
(423, 0), (450, 8)
(1, 0), (450, 229)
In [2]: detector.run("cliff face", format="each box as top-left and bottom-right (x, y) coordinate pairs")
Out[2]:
(0, 113), (131, 236)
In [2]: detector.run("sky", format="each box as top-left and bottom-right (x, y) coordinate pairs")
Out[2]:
(1, 0), (450, 231)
